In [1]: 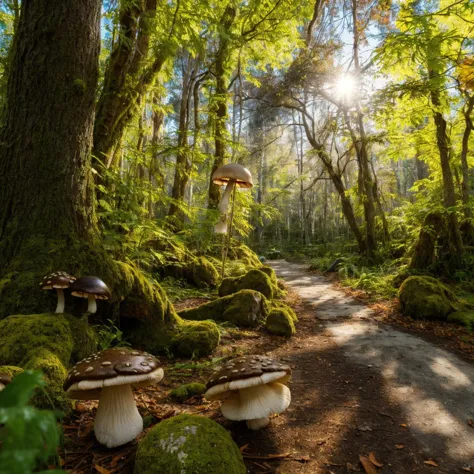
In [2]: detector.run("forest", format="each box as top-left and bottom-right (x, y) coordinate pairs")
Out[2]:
(0, 0), (473, 473)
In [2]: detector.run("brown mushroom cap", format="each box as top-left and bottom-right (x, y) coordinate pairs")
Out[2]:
(205, 355), (291, 400)
(70, 276), (111, 300)
(212, 163), (253, 188)
(63, 348), (162, 399)
(40, 271), (76, 290)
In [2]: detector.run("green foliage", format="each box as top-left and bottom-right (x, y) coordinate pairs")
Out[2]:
(169, 383), (206, 402)
(0, 371), (63, 474)
(96, 319), (131, 350)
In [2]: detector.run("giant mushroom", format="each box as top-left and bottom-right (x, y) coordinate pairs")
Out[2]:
(40, 271), (76, 313)
(70, 276), (111, 314)
(212, 163), (253, 234)
(63, 348), (164, 448)
(204, 355), (291, 430)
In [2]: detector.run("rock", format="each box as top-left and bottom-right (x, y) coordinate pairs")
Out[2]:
(171, 321), (220, 358)
(448, 311), (474, 330)
(0, 365), (23, 378)
(219, 269), (274, 300)
(0, 313), (97, 411)
(398, 276), (459, 320)
(324, 258), (343, 273)
(134, 414), (246, 474)
(266, 250), (282, 260)
(170, 383), (206, 402)
(265, 308), (296, 337)
(179, 290), (270, 328)
(191, 257), (219, 288)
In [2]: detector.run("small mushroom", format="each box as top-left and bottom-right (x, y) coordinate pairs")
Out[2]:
(40, 271), (76, 313)
(0, 373), (12, 391)
(63, 348), (164, 448)
(204, 355), (291, 430)
(212, 163), (253, 233)
(70, 276), (111, 314)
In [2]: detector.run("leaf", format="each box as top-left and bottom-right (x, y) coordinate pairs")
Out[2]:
(424, 460), (439, 467)
(359, 455), (377, 474)
(239, 443), (249, 453)
(395, 444), (405, 449)
(94, 465), (111, 474)
(399, 423), (407, 427)
(369, 452), (383, 467)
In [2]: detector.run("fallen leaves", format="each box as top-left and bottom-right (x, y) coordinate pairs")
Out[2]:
(359, 455), (377, 474)
(468, 419), (473, 428)
(395, 444), (405, 449)
(94, 465), (111, 474)
(368, 452), (383, 467)
(424, 460), (439, 467)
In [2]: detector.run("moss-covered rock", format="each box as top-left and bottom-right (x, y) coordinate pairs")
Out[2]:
(134, 414), (246, 474)
(170, 383), (207, 402)
(179, 290), (270, 328)
(398, 276), (459, 320)
(0, 313), (97, 411)
(219, 269), (274, 300)
(171, 320), (220, 358)
(191, 257), (219, 288)
(265, 308), (296, 337)
(0, 365), (23, 377)
(273, 303), (298, 323)
(447, 310), (474, 330)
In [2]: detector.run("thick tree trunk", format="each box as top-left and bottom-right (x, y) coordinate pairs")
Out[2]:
(0, 0), (101, 261)
(207, 6), (237, 209)
(460, 96), (474, 220)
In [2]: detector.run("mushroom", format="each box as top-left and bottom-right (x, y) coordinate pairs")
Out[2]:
(63, 348), (164, 448)
(70, 276), (111, 313)
(212, 163), (253, 233)
(204, 355), (291, 430)
(40, 271), (76, 313)
(0, 373), (11, 391)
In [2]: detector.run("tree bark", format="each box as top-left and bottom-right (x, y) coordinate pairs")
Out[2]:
(0, 0), (101, 261)
(207, 6), (237, 209)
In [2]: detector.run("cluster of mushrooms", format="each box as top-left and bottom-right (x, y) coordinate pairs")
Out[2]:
(60, 350), (292, 448)
(40, 272), (111, 314)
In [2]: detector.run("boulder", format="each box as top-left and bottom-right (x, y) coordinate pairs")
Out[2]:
(171, 321), (220, 358)
(179, 290), (270, 328)
(398, 276), (458, 320)
(265, 308), (296, 337)
(170, 383), (206, 402)
(219, 269), (274, 300)
(134, 414), (246, 474)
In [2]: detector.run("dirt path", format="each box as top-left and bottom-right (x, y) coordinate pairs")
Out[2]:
(233, 260), (474, 474)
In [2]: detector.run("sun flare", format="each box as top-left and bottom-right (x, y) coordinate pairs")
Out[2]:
(335, 74), (356, 101)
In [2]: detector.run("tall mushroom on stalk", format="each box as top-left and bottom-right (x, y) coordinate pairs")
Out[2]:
(204, 355), (292, 430)
(70, 276), (111, 314)
(40, 271), (76, 313)
(212, 163), (253, 234)
(63, 348), (164, 448)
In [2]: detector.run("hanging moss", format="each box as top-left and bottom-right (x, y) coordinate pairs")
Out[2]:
(171, 320), (220, 358)
(398, 276), (460, 320)
(134, 414), (246, 474)
(179, 290), (270, 328)
(170, 383), (207, 402)
(219, 269), (274, 300)
(265, 308), (296, 337)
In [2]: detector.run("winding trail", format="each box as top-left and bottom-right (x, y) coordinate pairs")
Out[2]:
(264, 260), (474, 473)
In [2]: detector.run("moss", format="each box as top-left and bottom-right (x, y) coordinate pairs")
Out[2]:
(273, 303), (298, 322)
(0, 365), (23, 377)
(0, 313), (97, 412)
(179, 290), (270, 328)
(171, 320), (220, 358)
(265, 308), (296, 337)
(191, 257), (219, 288)
(398, 276), (459, 320)
(134, 414), (246, 474)
(219, 269), (274, 300)
(225, 241), (261, 267)
(170, 383), (207, 402)
(25, 348), (71, 412)
(448, 311), (474, 330)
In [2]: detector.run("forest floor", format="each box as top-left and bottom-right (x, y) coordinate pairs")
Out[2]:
(61, 260), (474, 474)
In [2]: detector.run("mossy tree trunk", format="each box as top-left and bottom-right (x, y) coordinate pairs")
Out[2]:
(0, 0), (102, 264)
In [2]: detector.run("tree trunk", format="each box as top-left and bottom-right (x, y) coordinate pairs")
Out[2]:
(207, 6), (237, 209)
(0, 0), (101, 260)
(460, 96), (474, 220)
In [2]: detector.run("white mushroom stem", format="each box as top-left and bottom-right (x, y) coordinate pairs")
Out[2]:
(94, 384), (143, 448)
(87, 295), (97, 313)
(246, 418), (270, 430)
(55, 289), (65, 313)
(218, 179), (237, 214)
(220, 382), (291, 430)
